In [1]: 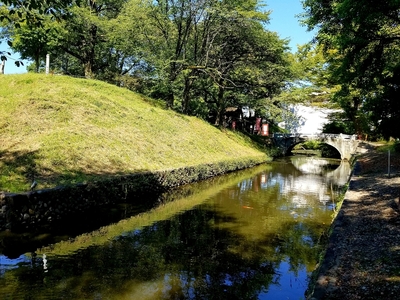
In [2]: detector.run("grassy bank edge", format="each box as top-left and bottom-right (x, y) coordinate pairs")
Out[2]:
(1, 154), (269, 198)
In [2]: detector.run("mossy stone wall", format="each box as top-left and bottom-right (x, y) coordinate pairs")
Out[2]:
(0, 157), (266, 231)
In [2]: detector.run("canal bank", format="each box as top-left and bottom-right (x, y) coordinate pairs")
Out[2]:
(307, 142), (400, 299)
(0, 157), (267, 232)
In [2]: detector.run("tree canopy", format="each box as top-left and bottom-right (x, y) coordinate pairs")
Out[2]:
(302, 0), (400, 139)
(1, 0), (293, 126)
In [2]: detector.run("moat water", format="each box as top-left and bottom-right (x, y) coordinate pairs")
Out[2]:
(0, 156), (351, 299)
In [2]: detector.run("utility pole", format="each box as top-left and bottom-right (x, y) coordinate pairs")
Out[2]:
(45, 54), (50, 74)
(0, 59), (4, 74)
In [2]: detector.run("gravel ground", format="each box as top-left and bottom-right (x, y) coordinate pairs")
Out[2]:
(308, 142), (400, 300)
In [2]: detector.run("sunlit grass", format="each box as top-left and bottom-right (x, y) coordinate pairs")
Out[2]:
(375, 140), (400, 154)
(1, 73), (268, 192)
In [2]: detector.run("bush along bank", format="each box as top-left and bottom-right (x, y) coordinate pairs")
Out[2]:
(0, 156), (268, 232)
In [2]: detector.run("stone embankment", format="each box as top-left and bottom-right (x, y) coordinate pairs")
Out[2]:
(307, 142), (400, 299)
(0, 182), (121, 232)
(0, 158), (265, 231)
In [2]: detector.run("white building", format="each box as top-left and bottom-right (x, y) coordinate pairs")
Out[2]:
(279, 105), (339, 134)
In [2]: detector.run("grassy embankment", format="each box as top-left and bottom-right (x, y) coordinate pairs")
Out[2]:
(1, 73), (270, 193)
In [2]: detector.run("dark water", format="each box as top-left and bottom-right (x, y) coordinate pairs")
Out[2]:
(0, 157), (351, 299)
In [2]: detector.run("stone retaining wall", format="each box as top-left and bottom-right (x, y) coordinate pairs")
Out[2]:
(0, 157), (266, 232)
(0, 177), (149, 232)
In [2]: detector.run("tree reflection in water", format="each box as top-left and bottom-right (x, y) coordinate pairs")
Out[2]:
(0, 157), (350, 299)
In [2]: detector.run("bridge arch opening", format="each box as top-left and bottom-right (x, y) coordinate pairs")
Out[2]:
(288, 142), (342, 159)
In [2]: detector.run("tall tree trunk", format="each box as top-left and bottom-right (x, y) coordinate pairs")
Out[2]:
(84, 24), (97, 79)
(166, 91), (174, 109)
(84, 61), (94, 79)
(351, 96), (362, 135)
(182, 75), (193, 114)
(34, 48), (40, 73)
(214, 81), (225, 126)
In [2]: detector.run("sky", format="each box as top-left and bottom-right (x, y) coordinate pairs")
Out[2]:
(266, 0), (315, 51)
(0, 0), (315, 75)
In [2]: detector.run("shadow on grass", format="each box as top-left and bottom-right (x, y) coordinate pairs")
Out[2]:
(0, 149), (46, 192)
(0, 148), (153, 193)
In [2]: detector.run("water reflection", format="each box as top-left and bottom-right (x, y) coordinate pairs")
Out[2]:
(0, 157), (350, 299)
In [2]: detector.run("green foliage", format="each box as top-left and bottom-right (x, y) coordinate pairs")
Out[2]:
(0, 0), (69, 68)
(4, 15), (53, 72)
(0, 0), (66, 26)
(394, 141), (400, 153)
(127, 0), (291, 122)
(2, 0), (292, 129)
(302, 0), (400, 139)
(377, 140), (400, 154)
(321, 111), (355, 135)
(292, 140), (341, 158)
(302, 140), (321, 150)
(275, 44), (338, 107)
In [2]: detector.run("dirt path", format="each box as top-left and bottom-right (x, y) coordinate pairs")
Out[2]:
(308, 142), (400, 299)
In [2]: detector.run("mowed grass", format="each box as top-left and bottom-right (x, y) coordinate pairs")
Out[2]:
(1, 73), (268, 192)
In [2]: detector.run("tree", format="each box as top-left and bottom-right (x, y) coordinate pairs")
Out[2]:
(0, 0), (68, 66)
(2, 0), (292, 127)
(3, 17), (52, 73)
(1, 0), (131, 78)
(198, 12), (290, 125)
(302, 0), (400, 138)
(141, 0), (216, 110)
(133, 0), (291, 122)
(50, 0), (127, 78)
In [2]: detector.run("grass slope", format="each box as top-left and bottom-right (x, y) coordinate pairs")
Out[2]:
(1, 74), (268, 192)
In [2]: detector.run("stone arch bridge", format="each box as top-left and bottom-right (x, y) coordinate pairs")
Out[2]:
(272, 133), (359, 160)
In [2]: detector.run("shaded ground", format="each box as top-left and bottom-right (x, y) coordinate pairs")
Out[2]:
(309, 142), (400, 299)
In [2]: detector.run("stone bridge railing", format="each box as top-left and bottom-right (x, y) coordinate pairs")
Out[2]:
(272, 133), (357, 140)
(272, 133), (359, 160)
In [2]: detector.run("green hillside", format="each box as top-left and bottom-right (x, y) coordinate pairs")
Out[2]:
(0, 74), (268, 193)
